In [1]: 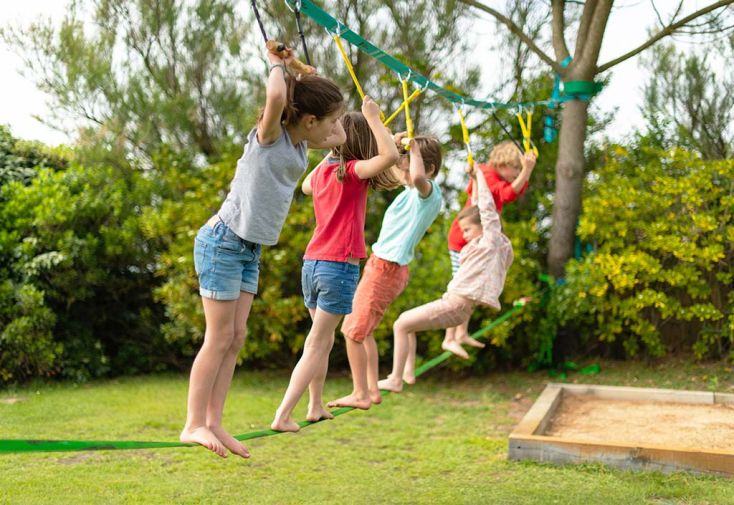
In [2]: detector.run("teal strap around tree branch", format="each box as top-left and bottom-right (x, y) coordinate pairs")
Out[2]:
(0, 299), (530, 454)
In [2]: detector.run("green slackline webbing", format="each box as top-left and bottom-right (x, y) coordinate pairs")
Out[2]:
(0, 300), (529, 454)
(285, 0), (603, 111)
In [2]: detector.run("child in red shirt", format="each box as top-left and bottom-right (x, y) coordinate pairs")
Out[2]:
(271, 96), (400, 432)
(443, 142), (536, 358)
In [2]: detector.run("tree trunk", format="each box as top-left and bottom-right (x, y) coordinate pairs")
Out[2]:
(547, 98), (588, 277)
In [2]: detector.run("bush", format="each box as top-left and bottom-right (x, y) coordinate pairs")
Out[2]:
(0, 282), (59, 382)
(0, 163), (169, 382)
(550, 146), (733, 359)
(0, 125), (67, 187)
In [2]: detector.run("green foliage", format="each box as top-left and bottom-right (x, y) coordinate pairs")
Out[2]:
(0, 162), (170, 383)
(0, 125), (68, 187)
(0, 282), (59, 382)
(549, 146), (733, 359)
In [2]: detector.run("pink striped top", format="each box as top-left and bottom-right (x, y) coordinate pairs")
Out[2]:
(447, 169), (514, 310)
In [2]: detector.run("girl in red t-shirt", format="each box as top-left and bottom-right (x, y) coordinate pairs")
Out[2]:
(271, 96), (400, 432)
(443, 143), (535, 358)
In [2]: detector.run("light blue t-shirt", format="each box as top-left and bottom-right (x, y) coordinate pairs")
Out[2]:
(371, 180), (443, 266)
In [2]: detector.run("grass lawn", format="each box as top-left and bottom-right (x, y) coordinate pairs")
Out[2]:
(1, 359), (734, 504)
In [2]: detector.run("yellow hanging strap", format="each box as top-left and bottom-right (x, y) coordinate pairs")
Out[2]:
(333, 34), (365, 99)
(333, 34), (385, 122)
(383, 87), (422, 126)
(457, 106), (474, 169)
(516, 109), (539, 157)
(400, 75), (414, 149)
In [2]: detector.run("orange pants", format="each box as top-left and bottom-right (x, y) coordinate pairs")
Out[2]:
(341, 255), (409, 342)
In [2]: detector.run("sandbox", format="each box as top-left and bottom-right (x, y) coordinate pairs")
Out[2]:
(508, 383), (734, 475)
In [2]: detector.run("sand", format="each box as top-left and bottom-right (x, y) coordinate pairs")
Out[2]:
(544, 394), (734, 451)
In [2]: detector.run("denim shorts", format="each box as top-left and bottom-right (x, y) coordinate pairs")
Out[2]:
(302, 259), (360, 315)
(194, 218), (262, 300)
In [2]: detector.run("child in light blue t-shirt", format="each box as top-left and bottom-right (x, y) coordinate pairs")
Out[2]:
(328, 133), (443, 411)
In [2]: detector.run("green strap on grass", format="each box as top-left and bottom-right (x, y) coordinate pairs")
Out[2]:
(0, 300), (528, 454)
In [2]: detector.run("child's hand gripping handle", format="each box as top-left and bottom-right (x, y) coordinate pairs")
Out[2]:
(266, 40), (316, 76)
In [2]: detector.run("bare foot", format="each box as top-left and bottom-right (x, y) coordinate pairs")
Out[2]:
(441, 339), (469, 359)
(306, 404), (335, 422)
(271, 411), (300, 432)
(402, 372), (416, 385)
(209, 425), (250, 459)
(327, 393), (371, 410)
(377, 377), (403, 393)
(459, 334), (485, 349)
(369, 390), (382, 404)
(180, 426), (227, 458)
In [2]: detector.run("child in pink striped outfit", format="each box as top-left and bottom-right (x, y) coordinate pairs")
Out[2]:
(378, 163), (513, 392)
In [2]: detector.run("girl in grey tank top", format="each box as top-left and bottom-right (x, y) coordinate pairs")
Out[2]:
(181, 45), (346, 458)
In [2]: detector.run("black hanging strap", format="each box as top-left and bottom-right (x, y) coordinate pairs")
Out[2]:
(491, 110), (524, 153)
(251, 0), (269, 42)
(292, 1), (311, 65)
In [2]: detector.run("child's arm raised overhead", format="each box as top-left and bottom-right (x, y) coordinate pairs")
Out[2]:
(257, 46), (292, 146)
(472, 164), (501, 234)
(511, 152), (537, 194)
(408, 138), (433, 198)
(354, 96), (400, 180)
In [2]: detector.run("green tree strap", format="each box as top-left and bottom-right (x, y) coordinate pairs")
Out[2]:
(563, 81), (604, 98)
(0, 300), (529, 453)
(285, 1), (602, 110)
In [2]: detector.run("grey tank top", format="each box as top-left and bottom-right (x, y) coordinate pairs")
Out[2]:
(217, 127), (308, 245)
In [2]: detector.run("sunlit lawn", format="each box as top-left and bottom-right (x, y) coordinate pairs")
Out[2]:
(2, 359), (734, 504)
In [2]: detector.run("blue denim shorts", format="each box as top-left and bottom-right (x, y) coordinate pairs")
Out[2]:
(302, 259), (360, 315)
(194, 218), (262, 300)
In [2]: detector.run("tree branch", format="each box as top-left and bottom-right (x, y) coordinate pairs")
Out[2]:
(458, 0), (561, 72)
(576, 0), (613, 73)
(574, 0), (597, 60)
(551, 0), (571, 62)
(598, 0), (734, 73)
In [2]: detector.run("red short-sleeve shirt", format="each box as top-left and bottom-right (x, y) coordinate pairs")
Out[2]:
(304, 159), (370, 262)
(447, 163), (527, 252)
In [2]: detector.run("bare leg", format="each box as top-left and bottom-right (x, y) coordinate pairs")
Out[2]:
(328, 337), (372, 410)
(442, 325), (457, 350)
(180, 297), (239, 458)
(363, 335), (382, 404)
(205, 292), (254, 459)
(304, 308), (336, 421)
(454, 316), (484, 348)
(306, 329), (337, 422)
(441, 334), (469, 359)
(402, 332), (417, 384)
(378, 305), (439, 393)
(271, 308), (342, 431)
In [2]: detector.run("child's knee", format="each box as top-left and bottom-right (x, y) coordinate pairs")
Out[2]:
(204, 329), (237, 354)
(304, 331), (334, 353)
(230, 326), (247, 350)
(394, 314), (410, 333)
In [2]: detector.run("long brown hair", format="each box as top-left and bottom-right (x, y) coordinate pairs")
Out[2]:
(331, 112), (401, 191)
(258, 74), (344, 125)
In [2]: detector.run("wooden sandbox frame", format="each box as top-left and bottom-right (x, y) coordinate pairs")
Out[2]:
(509, 383), (734, 475)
